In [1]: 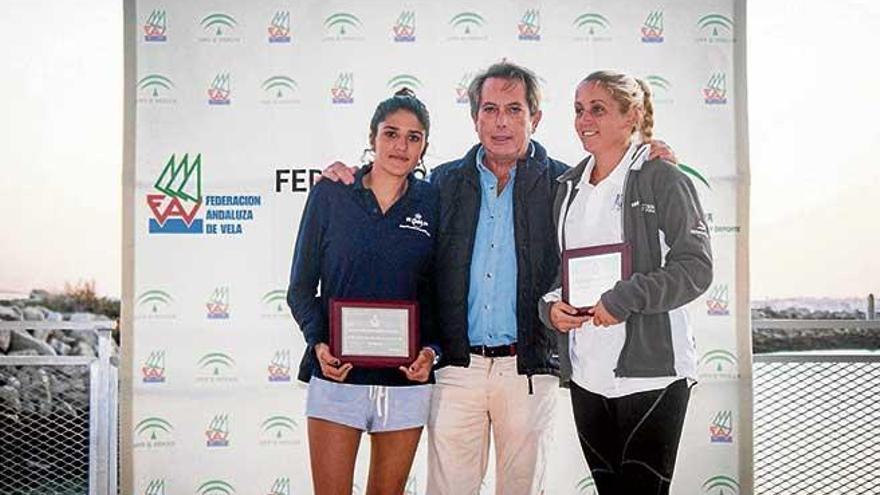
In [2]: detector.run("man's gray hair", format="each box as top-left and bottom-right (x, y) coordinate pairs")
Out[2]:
(467, 62), (542, 120)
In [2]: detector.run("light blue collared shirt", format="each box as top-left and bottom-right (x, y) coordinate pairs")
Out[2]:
(467, 146), (518, 346)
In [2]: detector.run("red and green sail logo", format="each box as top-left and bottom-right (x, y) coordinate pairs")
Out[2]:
(144, 10), (166, 42)
(147, 154), (203, 234)
(456, 72), (474, 104)
(267, 349), (291, 382)
(268, 11), (291, 43)
(205, 414), (230, 447)
(142, 350), (166, 383)
(518, 9), (540, 41)
(332, 72), (354, 104)
(393, 11), (416, 42)
(143, 479), (166, 495)
(267, 478), (290, 495)
(704, 72), (727, 105)
(710, 410), (734, 443)
(641, 11), (664, 43)
(707, 284), (730, 316)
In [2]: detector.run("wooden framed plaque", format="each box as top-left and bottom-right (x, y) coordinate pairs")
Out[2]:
(562, 242), (633, 316)
(329, 298), (418, 368)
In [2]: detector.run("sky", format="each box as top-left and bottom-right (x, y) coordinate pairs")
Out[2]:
(0, 0), (878, 300)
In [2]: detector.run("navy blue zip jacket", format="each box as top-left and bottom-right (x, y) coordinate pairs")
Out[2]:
(287, 166), (439, 386)
(430, 140), (569, 377)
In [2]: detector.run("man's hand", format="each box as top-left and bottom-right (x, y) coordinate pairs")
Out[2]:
(314, 343), (353, 382)
(646, 139), (677, 164)
(400, 348), (435, 383)
(549, 301), (591, 332)
(590, 301), (621, 328)
(318, 161), (358, 185)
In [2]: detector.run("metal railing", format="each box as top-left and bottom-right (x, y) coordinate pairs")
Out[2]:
(0, 321), (118, 495)
(753, 352), (880, 495)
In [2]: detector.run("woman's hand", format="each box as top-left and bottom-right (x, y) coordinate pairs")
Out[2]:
(647, 139), (677, 164)
(400, 348), (435, 383)
(590, 301), (621, 327)
(314, 343), (353, 382)
(550, 301), (591, 332)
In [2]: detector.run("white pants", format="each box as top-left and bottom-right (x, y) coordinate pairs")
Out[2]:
(426, 355), (558, 495)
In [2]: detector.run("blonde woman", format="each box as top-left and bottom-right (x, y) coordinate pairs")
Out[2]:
(539, 71), (713, 494)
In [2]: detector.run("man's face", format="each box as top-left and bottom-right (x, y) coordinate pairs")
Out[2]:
(473, 77), (542, 164)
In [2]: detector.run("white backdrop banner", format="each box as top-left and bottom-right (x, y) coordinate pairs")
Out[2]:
(125, 1), (750, 494)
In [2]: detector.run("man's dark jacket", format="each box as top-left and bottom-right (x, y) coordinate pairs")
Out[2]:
(429, 141), (569, 377)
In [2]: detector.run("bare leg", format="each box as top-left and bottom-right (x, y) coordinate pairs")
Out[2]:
(308, 417), (362, 495)
(365, 427), (423, 495)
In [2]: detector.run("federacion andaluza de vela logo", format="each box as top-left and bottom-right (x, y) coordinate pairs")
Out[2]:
(710, 410), (734, 443)
(208, 73), (231, 105)
(142, 478), (166, 495)
(147, 153), (262, 236)
(456, 72), (475, 104)
(142, 350), (166, 383)
(707, 284), (730, 316)
(518, 9), (541, 41)
(206, 286), (230, 319)
(267, 478), (290, 495)
(268, 349), (291, 382)
(704, 72), (727, 105)
(268, 11), (291, 43)
(143, 10), (167, 42)
(205, 414), (231, 447)
(641, 11), (664, 43)
(147, 154), (203, 234)
(393, 11), (416, 42)
(331, 72), (354, 104)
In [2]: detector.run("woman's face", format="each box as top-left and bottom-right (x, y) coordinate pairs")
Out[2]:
(574, 81), (637, 155)
(372, 109), (427, 177)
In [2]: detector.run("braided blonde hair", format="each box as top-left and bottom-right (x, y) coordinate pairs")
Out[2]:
(582, 70), (654, 141)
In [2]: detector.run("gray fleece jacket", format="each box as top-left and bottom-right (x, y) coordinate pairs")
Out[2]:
(538, 152), (713, 381)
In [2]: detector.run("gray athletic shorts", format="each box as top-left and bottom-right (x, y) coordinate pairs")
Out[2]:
(305, 377), (433, 433)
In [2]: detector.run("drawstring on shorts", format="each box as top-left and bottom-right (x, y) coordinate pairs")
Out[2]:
(368, 385), (390, 427)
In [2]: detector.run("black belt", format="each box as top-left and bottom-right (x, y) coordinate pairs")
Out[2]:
(469, 343), (517, 358)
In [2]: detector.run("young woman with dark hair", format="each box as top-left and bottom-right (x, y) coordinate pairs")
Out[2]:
(287, 89), (440, 495)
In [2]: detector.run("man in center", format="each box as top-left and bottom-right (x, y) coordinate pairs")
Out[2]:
(425, 62), (565, 495)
